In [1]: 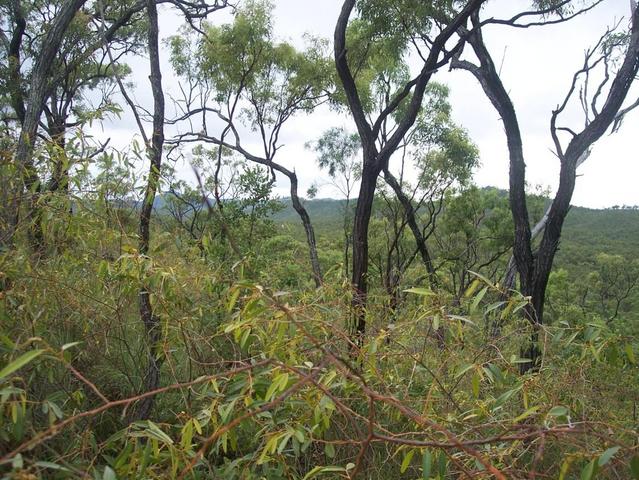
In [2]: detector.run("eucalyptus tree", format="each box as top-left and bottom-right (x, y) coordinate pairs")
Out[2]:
(1, 0), (89, 247)
(164, 154), (283, 260)
(588, 253), (639, 324)
(168, 0), (332, 287)
(0, 0), (148, 249)
(333, 0), (485, 342)
(361, 82), (479, 315)
(451, 1), (639, 370)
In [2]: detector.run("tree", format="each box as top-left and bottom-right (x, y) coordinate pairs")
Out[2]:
(132, 0), (166, 421)
(333, 0), (485, 343)
(435, 187), (512, 303)
(451, 2), (639, 370)
(0, 0), (146, 249)
(164, 153), (284, 260)
(382, 83), (478, 290)
(168, 0), (331, 287)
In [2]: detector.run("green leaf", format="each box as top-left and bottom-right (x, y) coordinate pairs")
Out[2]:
(34, 461), (70, 472)
(401, 449), (415, 473)
(471, 286), (489, 311)
(130, 421), (174, 445)
(580, 459), (597, 480)
(404, 287), (435, 296)
(12, 454), (23, 469)
(625, 344), (636, 364)
(447, 315), (476, 326)
(598, 446), (620, 466)
(631, 456), (639, 479)
(422, 450), (432, 479)
(548, 406), (569, 417)
(558, 459), (572, 480)
(277, 433), (293, 454)
(514, 406), (541, 423)
(324, 442), (336, 459)
(0, 350), (45, 380)
(227, 288), (241, 313)
(265, 372), (289, 401)
(464, 278), (481, 297)
(302, 465), (346, 479)
(103, 466), (117, 480)
(437, 453), (447, 478)
(471, 371), (480, 398)
(455, 363), (475, 378)
(468, 270), (493, 286)
(61, 342), (82, 351)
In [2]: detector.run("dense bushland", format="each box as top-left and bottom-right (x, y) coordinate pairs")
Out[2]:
(1, 0), (639, 478)
(0, 183), (638, 479)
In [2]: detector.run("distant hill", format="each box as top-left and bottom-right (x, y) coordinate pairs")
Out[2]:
(273, 195), (639, 272)
(272, 198), (346, 226)
(555, 206), (639, 272)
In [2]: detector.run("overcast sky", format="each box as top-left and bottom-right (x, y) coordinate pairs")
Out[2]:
(89, 0), (639, 209)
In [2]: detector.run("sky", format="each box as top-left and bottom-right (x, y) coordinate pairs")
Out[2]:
(88, 0), (639, 209)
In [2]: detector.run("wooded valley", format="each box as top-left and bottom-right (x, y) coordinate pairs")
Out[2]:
(1, 0), (638, 478)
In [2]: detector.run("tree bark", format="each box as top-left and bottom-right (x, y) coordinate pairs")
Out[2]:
(349, 163), (378, 342)
(135, 0), (166, 421)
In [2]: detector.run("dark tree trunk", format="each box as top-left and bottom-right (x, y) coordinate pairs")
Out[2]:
(8, 4), (26, 125)
(135, 0), (166, 421)
(350, 163), (378, 343)
(289, 172), (323, 288)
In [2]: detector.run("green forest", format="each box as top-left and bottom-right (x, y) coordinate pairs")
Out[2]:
(1, 0), (638, 479)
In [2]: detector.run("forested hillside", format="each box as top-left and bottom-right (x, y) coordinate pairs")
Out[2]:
(274, 196), (639, 270)
(1, 1), (639, 479)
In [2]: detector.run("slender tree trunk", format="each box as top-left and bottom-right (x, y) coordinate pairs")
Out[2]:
(383, 168), (437, 288)
(289, 172), (322, 288)
(135, 0), (165, 421)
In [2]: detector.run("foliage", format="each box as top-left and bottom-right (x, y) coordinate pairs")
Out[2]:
(0, 1), (638, 479)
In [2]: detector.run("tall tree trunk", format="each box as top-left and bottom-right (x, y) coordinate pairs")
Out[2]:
(350, 163), (378, 343)
(135, 0), (165, 421)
